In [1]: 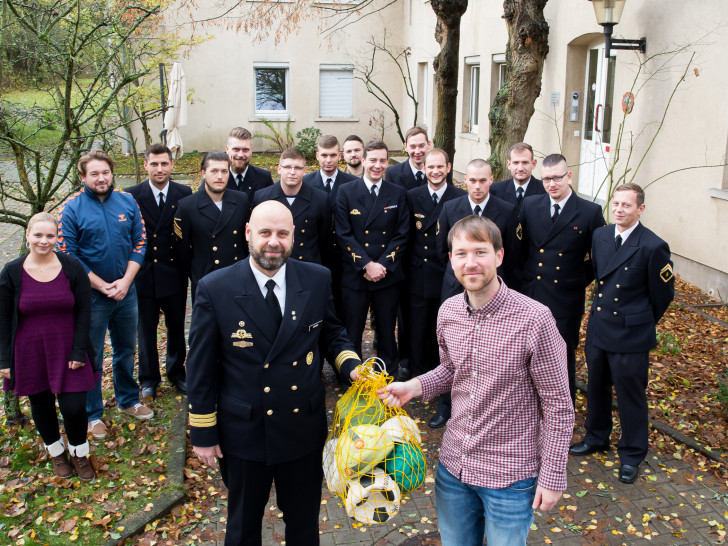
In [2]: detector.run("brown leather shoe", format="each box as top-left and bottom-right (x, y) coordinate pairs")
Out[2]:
(50, 453), (73, 478)
(70, 455), (96, 481)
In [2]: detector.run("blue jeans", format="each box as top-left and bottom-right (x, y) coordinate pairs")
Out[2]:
(435, 462), (537, 546)
(86, 285), (140, 421)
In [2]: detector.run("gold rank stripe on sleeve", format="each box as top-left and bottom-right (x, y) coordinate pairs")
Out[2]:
(173, 217), (182, 238)
(189, 412), (217, 427)
(334, 350), (360, 372)
(660, 263), (674, 282)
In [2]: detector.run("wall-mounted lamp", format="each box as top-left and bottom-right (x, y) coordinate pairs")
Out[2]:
(589, 0), (646, 58)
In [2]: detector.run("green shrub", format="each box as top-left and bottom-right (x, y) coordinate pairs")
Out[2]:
(295, 127), (322, 159)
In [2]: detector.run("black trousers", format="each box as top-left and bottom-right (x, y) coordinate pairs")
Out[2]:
(341, 284), (399, 376)
(219, 449), (324, 546)
(397, 285), (411, 363)
(408, 294), (440, 376)
(554, 315), (582, 406)
(584, 341), (649, 465)
(28, 390), (87, 446)
(137, 292), (187, 388)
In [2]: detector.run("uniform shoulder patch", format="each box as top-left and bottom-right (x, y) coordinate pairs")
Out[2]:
(660, 263), (674, 283)
(516, 223), (523, 241)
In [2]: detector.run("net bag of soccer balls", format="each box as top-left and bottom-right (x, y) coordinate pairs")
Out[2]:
(324, 358), (426, 524)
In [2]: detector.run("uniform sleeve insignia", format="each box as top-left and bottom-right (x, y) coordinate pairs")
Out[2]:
(352, 252), (361, 262)
(516, 223), (522, 241)
(414, 213), (425, 218)
(436, 220), (440, 236)
(660, 263), (674, 283)
(386, 251), (396, 262)
(350, 209), (361, 215)
(416, 221), (423, 230)
(584, 252), (590, 262)
(173, 217), (182, 238)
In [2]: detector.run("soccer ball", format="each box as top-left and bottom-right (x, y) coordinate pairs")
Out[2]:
(336, 424), (395, 478)
(322, 439), (347, 495)
(335, 394), (386, 429)
(379, 442), (426, 493)
(381, 415), (422, 444)
(345, 467), (401, 524)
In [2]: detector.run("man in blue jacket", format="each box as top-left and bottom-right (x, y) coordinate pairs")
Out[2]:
(57, 149), (152, 440)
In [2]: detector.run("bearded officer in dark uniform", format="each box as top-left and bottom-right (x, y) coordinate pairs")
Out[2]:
(187, 201), (361, 545)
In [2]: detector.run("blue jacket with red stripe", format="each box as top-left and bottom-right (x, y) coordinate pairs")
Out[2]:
(57, 186), (146, 283)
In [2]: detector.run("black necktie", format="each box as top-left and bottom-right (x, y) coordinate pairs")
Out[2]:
(432, 192), (439, 206)
(325, 178), (332, 194)
(158, 192), (165, 212)
(236, 174), (244, 190)
(615, 234), (623, 251)
(516, 186), (524, 207)
(473, 205), (481, 216)
(371, 185), (378, 201)
(552, 203), (560, 223)
(416, 171), (424, 186)
(265, 279), (282, 328)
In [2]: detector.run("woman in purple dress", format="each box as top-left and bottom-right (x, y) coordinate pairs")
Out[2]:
(0, 212), (98, 480)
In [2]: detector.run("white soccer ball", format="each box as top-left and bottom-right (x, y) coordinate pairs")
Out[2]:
(323, 439), (348, 495)
(345, 467), (401, 524)
(381, 415), (422, 445)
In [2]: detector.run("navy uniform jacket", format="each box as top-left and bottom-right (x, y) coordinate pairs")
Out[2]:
(302, 170), (357, 262)
(252, 182), (330, 265)
(125, 180), (191, 298)
(335, 180), (409, 291)
(587, 223), (674, 353)
(406, 184), (466, 299)
(227, 165), (273, 202)
(438, 194), (521, 299)
(385, 160), (425, 191)
(490, 177), (545, 211)
(187, 258), (360, 463)
(173, 188), (250, 293)
(519, 191), (606, 319)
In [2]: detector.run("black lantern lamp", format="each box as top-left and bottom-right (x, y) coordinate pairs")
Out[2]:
(590, 0), (646, 57)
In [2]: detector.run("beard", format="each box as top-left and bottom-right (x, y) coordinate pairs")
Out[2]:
(249, 242), (291, 271)
(346, 157), (361, 167)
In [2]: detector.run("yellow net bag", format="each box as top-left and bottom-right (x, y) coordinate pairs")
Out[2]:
(324, 358), (426, 524)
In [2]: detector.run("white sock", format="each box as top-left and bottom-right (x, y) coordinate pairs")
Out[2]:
(45, 439), (65, 458)
(68, 441), (89, 458)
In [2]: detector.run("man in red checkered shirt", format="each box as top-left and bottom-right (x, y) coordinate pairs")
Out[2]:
(381, 215), (574, 545)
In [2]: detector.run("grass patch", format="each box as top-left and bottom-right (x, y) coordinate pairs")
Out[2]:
(0, 381), (183, 543)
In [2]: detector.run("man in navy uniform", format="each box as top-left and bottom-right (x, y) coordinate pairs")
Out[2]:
(406, 149), (465, 379)
(125, 144), (191, 398)
(225, 127), (273, 201)
(254, 147), (330, 265)
(173, 151), (250, 303)
(429, 158), (521, 428)
(335, 140), (409, 378)
(570, 183), (674, 484)
(302, 135), (357, 316)
(519, 153), (606, 405)
(490, 142), (545, 211)
(385, 126), (432, 191)
(188, 201), (361, 545)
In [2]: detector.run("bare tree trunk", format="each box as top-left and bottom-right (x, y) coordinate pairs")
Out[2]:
(431, 0), (468, 166)
(488, 0), (550, 180)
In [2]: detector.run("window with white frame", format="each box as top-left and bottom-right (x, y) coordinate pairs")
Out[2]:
(463, 56), (480, 133)
(254, 63), (289, 117)
(319, 66), (353, 118)
(417, 62), (429, 127)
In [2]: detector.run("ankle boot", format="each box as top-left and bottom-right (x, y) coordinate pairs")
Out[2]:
(45, 439), (72, 478)
(68, 442), (95, 481)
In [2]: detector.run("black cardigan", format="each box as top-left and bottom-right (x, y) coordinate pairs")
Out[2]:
(0, 252), (96, 389)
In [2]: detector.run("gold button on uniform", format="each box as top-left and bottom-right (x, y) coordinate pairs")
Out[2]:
(614, 298), (619, 302)
(153, 246), (158, 251)
(154, 259), (158, 263)
(264, 363), (270, 369)
(233, 230), (238, 234)
(215, 260), (220, 265)
(536, 276), (541, 280)
(291, 385), (298, 391)
(293, 408), (299, 413)
(600, 281), (604, 285)
(598, 293), (602, 298)
(554, 280), (558, 284)
(538, 263), (543, 267)
(365, 243), (369, 247)
(424, 258), (428, 263)
(267, 409), (273, 416)
(264, 387), (270, 393)
(596, 307), (602, 311)
(292, 361), (297, 366)
(424, 246), (428, 250)
(365, 230), (369, 234)
(539, 249), (544, 253)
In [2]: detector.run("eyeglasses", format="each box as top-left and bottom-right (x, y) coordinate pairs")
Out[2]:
(542, 173), (569, 184)
(280, 165), (305, 172)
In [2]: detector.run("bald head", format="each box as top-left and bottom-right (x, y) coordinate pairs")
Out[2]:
(247, 201), (294, 274)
